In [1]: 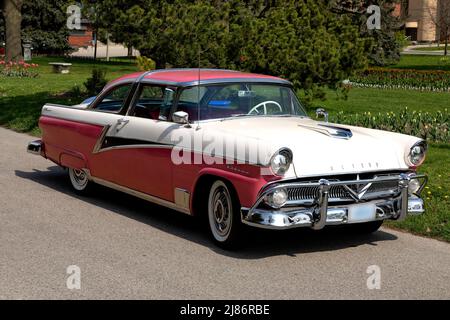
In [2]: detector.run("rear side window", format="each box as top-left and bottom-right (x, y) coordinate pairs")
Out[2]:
(93, 84), (133, 113)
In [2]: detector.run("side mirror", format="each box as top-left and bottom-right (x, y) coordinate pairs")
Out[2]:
(173, 111), (189, 125)
(316, 108), (329, 123)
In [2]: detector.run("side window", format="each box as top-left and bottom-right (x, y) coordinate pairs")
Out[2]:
(93, 84), (133, 113)
(131, 85), (174, 120)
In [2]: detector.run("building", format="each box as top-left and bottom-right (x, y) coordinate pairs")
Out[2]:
(68, 18), (94, 48)
(398, 0), (448, 42)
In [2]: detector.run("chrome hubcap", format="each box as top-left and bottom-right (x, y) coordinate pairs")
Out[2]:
(212, 186), (232, 237)
(70, 169), (88, 189)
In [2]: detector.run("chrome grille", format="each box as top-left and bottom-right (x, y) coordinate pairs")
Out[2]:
(286, 179), (401, 204)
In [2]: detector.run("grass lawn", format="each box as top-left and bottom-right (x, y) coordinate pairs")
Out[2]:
(307, 87), (449, 116)
(0, 56), (139, 135)
(392, 54), (450, 71)
(1, 54), (449, 242)
(411, 46), (448, 52)
(386, 143), (450, 242)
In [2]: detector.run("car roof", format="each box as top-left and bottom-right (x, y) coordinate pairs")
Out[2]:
(108, 68), (292, 88)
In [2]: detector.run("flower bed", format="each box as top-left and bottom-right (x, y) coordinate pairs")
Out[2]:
(334, 108), (449, 143)
(350, 68), (450, 92)
(0, 60), (39, 78)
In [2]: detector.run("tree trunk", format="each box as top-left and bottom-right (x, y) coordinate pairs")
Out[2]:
(127, 46), (133, 57)
(2, 0), (23, 62)
(445, 29), (449, 56)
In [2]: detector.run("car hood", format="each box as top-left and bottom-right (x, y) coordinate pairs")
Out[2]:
(199, 116), (420, 178)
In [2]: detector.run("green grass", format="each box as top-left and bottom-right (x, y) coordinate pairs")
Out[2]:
(307, 87), (449, 117)
(411, 46), (447, 51)
(1, 55), (449, 242)
(0, 56), (139, 135)
(386, 143), (450, 242)
(391, 54), (450, 71)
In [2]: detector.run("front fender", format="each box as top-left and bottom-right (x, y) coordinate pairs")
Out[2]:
(191, 167), (273, 210)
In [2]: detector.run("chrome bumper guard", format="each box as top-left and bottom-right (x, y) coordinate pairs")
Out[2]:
(27, 140), (44, 156)
(242, 173), (427, 230)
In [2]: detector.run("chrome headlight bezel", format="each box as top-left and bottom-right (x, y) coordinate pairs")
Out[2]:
(406, 140), (428, 167)
(270, 148), (293, 176)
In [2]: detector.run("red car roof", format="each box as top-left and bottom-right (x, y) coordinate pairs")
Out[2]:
(108, 69), (288, 87)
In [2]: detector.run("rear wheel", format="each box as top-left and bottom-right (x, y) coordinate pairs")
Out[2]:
(207, 180), (242, 249)
(68, 168), (93, 195)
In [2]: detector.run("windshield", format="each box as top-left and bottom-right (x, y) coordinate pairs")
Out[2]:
(176, 83), (307, 121)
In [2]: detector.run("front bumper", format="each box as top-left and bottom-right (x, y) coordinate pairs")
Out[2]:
(241, 173), (427, 230)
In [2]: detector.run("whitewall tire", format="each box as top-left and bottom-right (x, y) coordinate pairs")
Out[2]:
(207, 180), (242, 248)
(68, 168), (92, 195)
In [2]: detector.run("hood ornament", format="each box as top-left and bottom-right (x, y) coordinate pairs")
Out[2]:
(318, 124), (353, 139)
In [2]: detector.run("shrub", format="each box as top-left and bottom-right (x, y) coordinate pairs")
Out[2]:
(84, 68), (108, 96)
(334, 108), (449, 143)
(136, 56), (156, 71)
(0, 60), (39, 78)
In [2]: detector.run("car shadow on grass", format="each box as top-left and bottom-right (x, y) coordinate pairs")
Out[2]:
(15, 166), (398, 260)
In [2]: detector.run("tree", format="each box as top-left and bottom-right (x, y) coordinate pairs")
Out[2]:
(1, 0), (24, 61)
(330, 0), (403, 66)
(428, 0), (450, 56)
(228, 0), (370, 97)
(21, 0), (72, 55)
(93, 0), (368, 96)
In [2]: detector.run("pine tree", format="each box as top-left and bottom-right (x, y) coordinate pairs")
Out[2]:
(94, 0), (369, 95)
(330, 0), (403, 66)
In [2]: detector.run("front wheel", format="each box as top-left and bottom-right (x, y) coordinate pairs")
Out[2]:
(68, 168), (93, 195)
(207, 180), (242, 249)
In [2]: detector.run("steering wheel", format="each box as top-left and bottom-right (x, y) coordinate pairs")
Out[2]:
(248, 101), (283, 115)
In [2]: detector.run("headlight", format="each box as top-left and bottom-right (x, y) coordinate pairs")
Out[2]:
(270, 149), (293, 176)
(406, 141), (427, 167)
(264, 188), (288, 208)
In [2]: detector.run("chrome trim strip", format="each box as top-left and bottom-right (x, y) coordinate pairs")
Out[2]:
(95, 144), (173, 154)
(88, 174), (192, 215)
(174, 188), (191, 210)
(92, 125), (111, 154)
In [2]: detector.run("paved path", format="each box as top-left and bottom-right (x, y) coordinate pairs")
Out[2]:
(402, 45), (447, 56)
(1, 127), (449, 299)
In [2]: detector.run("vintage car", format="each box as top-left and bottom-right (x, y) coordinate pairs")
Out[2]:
(27, 69), (428, 248)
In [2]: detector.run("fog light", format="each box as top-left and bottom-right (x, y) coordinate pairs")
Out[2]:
(264, 189), (288, 208)
(408, 178), (421, 195)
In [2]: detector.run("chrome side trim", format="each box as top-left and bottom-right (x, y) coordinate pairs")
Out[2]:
(95, 144), (173, 154)
(92, 125), (111, 154)
(174, 188), (191, 211)
(88, 174), (192, 215)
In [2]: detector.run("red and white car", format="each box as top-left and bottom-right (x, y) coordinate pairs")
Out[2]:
(28, 69), (428, 248)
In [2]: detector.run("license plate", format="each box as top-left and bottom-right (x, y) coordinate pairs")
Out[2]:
(348, 203), (376, 223)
